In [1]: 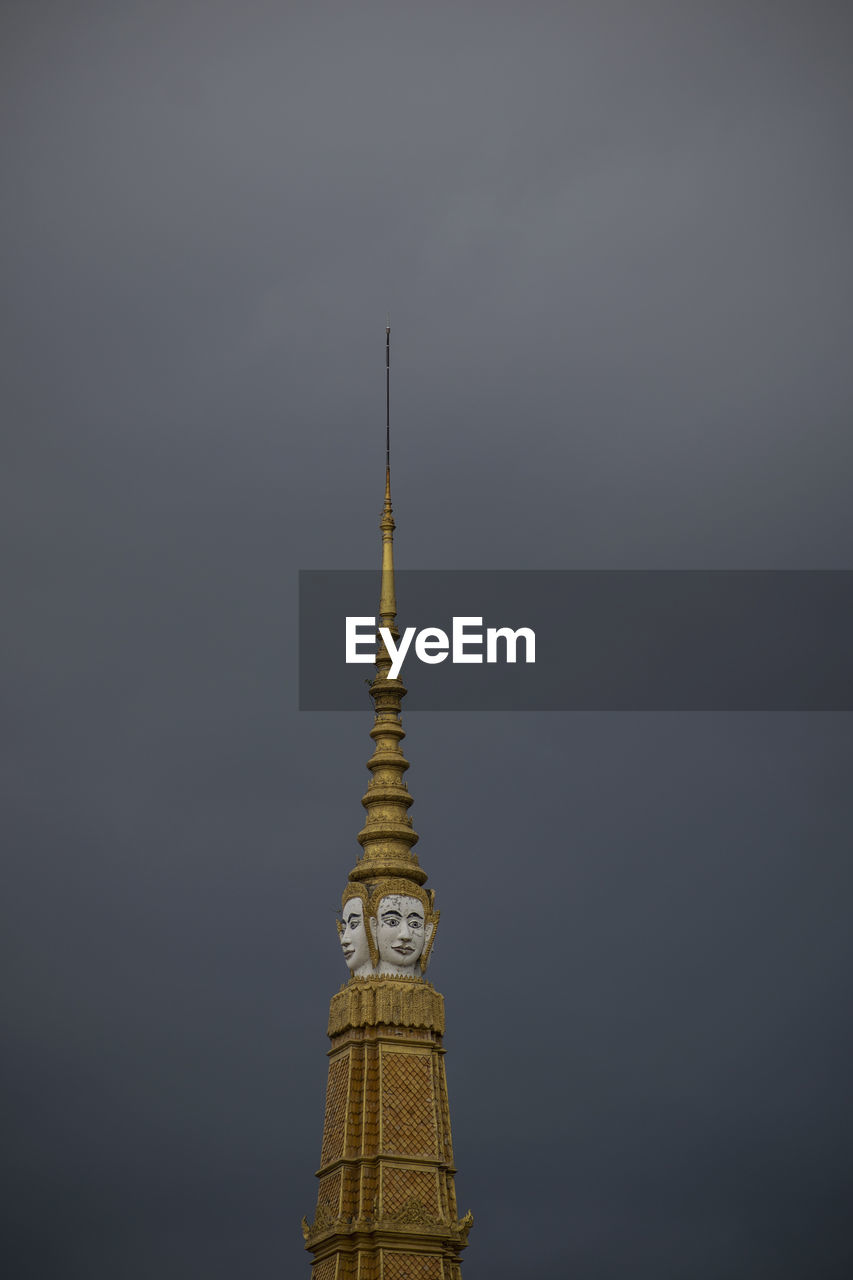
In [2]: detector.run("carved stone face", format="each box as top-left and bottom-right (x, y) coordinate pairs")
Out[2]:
(370, 894), (433, 975)
(340, 897), (373, 976)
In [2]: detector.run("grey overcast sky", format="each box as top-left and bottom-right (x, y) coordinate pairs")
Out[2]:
(3, 3), (852, 1277)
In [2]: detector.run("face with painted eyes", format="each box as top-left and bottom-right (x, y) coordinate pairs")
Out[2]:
(370, 894), (434, 975)
(339, 896), (373, 976)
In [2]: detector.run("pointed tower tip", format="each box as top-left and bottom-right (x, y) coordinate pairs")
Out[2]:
(350, 323), (424, 887)
(379, 322), (396, 628)
(385, 323), (391, 476)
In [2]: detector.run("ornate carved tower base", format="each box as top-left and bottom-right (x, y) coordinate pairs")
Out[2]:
(303, 979), (471, 1279)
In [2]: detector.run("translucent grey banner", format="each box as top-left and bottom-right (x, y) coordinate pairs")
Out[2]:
(299, 571), (853, 711)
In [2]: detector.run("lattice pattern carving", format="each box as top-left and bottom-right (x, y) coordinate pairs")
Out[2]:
(362, 1049), (380, 1155)
(339, 1163), (361, 1219)
(335, 1256), (356, 1280)
(360, 1161), (379, 1217)
(381, 1052), (437, 1157)
(321, 1055), (349, 1165)
(381, 1252), (443, 1279)
(382, 1166), (440, 1217)
(357, 1252), (380, 1280)
(316, 1169), (342, 1216)
(311, 1257), (337, 1280)
(344, 1046), (365, 1159)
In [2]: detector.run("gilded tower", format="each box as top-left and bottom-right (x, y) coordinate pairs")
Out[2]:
(302, 329), (473, 1280)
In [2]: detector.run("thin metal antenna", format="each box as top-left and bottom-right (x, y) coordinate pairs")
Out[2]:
(385, 320), (391, 475)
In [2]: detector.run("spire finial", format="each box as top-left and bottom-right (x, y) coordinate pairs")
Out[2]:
(385, 318), (391, 477)
(350, 324), (425, 887)
(379, 322), (396, 629)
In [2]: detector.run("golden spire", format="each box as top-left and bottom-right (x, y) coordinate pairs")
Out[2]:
(378, 465), (397, 631)
(304, 327), (472, 1277)
(350, 325), (426, 886)
(379, 320), (397, 635)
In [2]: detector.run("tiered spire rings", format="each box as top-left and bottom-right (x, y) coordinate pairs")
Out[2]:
(350, 463), (427, 888)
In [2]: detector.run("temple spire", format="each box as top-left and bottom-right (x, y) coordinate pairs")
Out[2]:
(350, 324), (425, 886)
(303, 327), (472, 1277)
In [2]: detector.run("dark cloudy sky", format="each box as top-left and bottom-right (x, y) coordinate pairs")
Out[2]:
(3, 3), (853, 1276)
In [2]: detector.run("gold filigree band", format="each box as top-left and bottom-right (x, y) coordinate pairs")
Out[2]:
(327, 977), (445, 1037)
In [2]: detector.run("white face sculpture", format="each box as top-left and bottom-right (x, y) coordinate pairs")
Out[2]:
(370, 894), (433, 975)
(340, 897), (373, 976)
